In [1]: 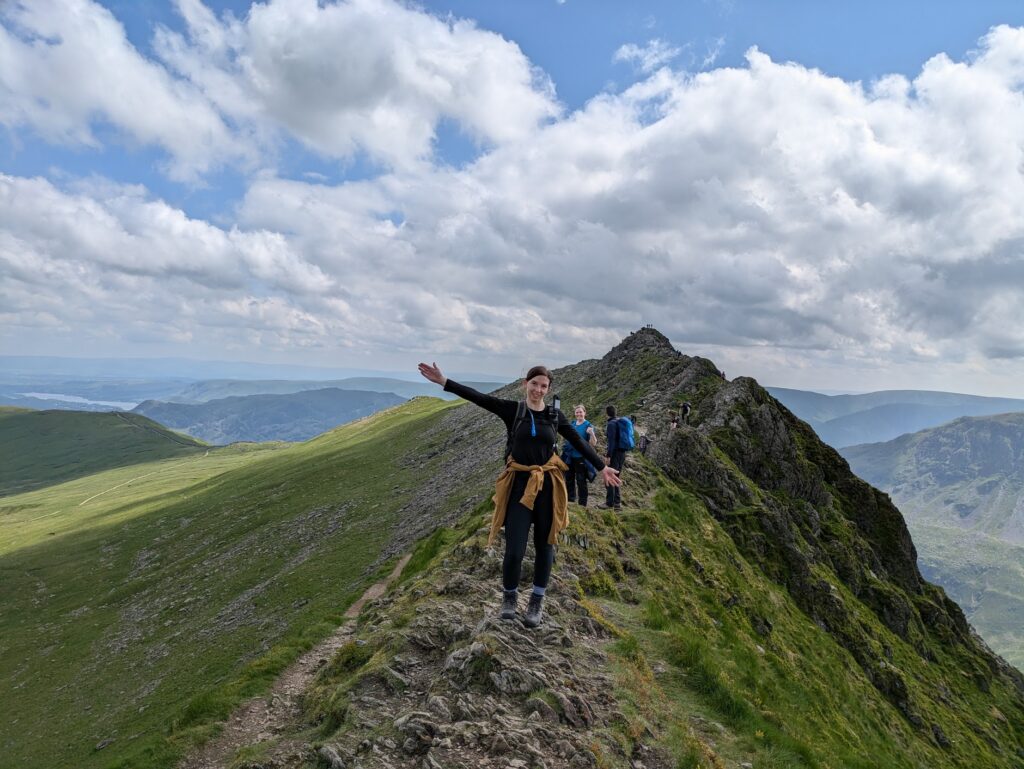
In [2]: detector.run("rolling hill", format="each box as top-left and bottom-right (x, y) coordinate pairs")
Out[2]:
(132, 388), (406, 444)
(0, 408), (205, 496)
(1, 330), (1022, 769)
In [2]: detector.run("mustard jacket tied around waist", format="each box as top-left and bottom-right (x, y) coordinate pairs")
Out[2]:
(488, 454), (570, 547)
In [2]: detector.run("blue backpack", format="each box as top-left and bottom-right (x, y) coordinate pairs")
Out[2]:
(618, 417), (636, 451)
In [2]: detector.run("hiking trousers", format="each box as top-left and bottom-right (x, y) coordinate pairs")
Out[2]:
(566, 458), (590, 506)
(503, 473), (556, 591)
(605, 450), (626, 507)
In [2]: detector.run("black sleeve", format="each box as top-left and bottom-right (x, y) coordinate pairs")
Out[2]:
(443, 379), (517, 427)
(557, 411), (606, 470)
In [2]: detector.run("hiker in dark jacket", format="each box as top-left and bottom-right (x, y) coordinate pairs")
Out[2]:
(602, 405), (627, 510)
(418, 362), (620, 628)
(562, 404), (597, 507)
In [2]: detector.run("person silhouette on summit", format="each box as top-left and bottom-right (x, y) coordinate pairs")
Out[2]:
(418, 362), (620, 628)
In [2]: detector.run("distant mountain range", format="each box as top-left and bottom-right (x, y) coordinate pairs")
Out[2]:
(842, 413), (1024, 668)
(0, 372), (503, 412)
(767, 387), (1024, 447)
(165, 377), (501, 404)
(132, 388), (406, 444)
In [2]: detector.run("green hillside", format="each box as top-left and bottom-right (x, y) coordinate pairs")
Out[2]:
(0, 397), (492, 769)
(842, 414), (1024, 668)
(0, 408), (206, 496)
(2, 331), (1023, 769)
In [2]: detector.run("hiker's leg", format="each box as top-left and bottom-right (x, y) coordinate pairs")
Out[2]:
(610, 450), (626, 507)
(502, 501), (531, 591)
(531, 484), (556, 589)
(575, 460), (588, 506)
(565, 464), (576, 503)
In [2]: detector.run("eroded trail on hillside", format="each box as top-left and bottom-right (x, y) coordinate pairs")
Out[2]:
(179, 554), (412, 769)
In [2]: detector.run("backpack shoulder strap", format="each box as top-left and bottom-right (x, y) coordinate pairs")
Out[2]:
(509, 400), (527, 437)
(504, 400), (528, 460)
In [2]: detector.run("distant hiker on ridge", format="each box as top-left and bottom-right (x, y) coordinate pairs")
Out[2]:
(417, 362), (620, 628)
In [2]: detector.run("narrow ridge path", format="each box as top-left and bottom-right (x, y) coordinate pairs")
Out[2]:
(179, 553), (412, 769)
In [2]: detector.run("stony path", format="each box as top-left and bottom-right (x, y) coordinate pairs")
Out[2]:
(179, 554), (412, 769)
(277, 527), (680, 769)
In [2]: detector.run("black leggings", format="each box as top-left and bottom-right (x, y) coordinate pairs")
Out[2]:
(503, 476), (555, 591)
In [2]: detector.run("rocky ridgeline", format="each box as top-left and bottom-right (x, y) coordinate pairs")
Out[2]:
(400, 328), (1023, 714)
(194, 327), (1024, 767)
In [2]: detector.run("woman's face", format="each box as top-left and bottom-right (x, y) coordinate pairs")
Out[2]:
(524, 374), (550, 402)
(574, 407), (586, 421)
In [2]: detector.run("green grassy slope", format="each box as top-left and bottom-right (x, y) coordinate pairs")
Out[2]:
(0, 409), (206, 497)
(0, 397), (467, 769)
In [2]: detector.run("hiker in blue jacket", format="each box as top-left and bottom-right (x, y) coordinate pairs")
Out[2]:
(602, 406), (628, 510)
(561, 405), (597, 507)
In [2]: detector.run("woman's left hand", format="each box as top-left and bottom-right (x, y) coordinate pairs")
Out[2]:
(601, 466), (621, 486)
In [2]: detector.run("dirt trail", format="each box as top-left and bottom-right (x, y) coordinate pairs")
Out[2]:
(179, 553), (412, 769)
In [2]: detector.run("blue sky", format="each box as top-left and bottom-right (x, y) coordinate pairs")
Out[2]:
(3, 1), (1024, 394)
(8, 1), (1023, 219)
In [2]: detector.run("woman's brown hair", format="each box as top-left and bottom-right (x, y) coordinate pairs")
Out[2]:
(525, 365), (553, 383)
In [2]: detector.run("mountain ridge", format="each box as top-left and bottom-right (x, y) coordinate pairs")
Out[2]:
(3, 328), (1023, 768)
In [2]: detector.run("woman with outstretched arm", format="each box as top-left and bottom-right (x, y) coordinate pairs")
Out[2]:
(418, 362), (620, 628)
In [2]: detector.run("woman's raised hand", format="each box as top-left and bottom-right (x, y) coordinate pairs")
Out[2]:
(601, 465), (621, 487)
(417, 361), (447, 387)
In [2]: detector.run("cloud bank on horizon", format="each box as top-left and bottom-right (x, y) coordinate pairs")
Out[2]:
(2, 0), (1024, 391)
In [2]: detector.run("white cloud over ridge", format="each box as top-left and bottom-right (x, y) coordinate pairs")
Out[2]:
(3, 4), (1024, 390)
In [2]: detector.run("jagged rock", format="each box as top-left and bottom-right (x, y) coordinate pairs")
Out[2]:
(426, 694), (452, 721)
(553, 739), (575, 758)
(318, 744), (351, 768)
(524, 696), (560, 723)
(489, 666), (547, 695)
(394, 711), (440, 754)
(489, 733), (511, 754)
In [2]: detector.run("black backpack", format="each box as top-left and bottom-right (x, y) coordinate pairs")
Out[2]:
(504, 399), (560, 462)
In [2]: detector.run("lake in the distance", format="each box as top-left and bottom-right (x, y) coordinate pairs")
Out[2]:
(19, 392), (138, 409)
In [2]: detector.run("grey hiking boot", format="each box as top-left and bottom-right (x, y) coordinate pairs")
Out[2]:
(500, 590), (518, 620)
(523, 593), (544, 628)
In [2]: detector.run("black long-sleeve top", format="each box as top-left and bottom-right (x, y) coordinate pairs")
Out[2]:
(444, 379), (606, 471)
